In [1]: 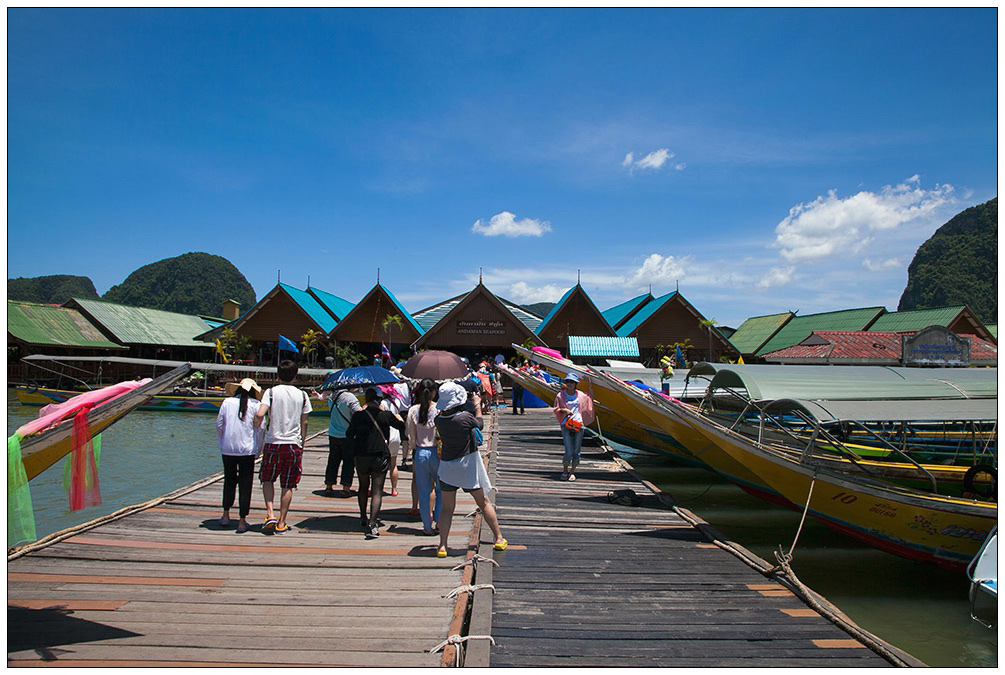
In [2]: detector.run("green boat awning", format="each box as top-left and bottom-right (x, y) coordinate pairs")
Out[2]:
(762, 397), (999, 423)
(687, 363), (998, 402)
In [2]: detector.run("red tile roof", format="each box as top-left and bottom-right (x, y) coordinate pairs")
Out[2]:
(763, 331), (997, 364)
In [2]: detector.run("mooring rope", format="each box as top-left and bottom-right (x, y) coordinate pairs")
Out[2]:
(443, 583), (495, 600)
(428, 634), (496, 666)
(452, 554), (499, 571)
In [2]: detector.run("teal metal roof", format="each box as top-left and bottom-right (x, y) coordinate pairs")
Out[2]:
(568, 336), (640, 358)
(867, 306), (966, 332)
(280, 283), (338, 333)
(756, 307), (885, 356)
(309, 287), (356, 322)
(536, 286), (577, 331)
(616, 292), (677, 336)
(602, 294), (653, 330)
(501, 298), (543, 333)
(413, 293), (465, 332)
(68, 298), (214, 348)
(7, 300), (125, 349)
(728, 313), (794, 354)
(380, 285), (425, 335)
(688, 363), (997, 402)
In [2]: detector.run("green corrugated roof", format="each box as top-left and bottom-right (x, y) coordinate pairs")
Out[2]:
(308, 287), (356, 322)
(280, 283), (338, 333)
(867, 306), (966, 333)
(413, 294), (465, 332)
(7, 300), (125, 349)
(602, 294), (653, 330)
(616, 292), (677, 336)
(68, 298), (215, 348)
(568, 336), (639, 358)
(986, 324), (997, 340)
(756, 307), (885, 356)
(728, 312), (794, 355)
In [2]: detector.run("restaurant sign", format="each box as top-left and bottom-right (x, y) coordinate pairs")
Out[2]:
(457, 320), (506, 335)
(902, 325), (971, 367)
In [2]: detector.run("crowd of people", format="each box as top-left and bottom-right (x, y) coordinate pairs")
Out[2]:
(213, 359), (510, 554)
(215, 355), (594, 548)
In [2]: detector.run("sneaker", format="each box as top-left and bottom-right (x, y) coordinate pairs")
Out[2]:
(560, 472), (569, 481)
(365, 525), (380, 539)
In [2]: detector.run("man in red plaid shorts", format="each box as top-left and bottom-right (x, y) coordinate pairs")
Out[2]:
(254, 360), (312, 533)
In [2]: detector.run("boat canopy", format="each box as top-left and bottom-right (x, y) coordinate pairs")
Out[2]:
(21, 354), (333, 377)
(687, 363), (997, 402)
(761, 397), (999, 423)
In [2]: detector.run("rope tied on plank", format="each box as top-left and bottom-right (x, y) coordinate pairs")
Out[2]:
(428, 634), (496, 666)
(443, 583), (495, 599)
(452, 554), (499, 571)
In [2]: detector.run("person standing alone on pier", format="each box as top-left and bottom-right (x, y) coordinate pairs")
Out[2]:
(553, 372), (594, 481)
(216, 378), (265, 533)
(255, 360), (312, 534)
(433, 381), (507, 558)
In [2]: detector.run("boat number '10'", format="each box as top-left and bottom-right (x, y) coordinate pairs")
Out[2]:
(831, 492), (858, 504)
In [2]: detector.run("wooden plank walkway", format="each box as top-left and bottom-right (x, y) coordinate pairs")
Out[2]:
(8, 425), (491, 667)
(479, 409), (918, 667)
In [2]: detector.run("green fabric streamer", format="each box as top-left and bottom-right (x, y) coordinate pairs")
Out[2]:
(8, 434), (37, 548)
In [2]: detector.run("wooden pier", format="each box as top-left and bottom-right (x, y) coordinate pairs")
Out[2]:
(9, 408), (923, 667)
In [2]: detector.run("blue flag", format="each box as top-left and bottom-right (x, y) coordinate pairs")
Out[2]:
(279, 335), (299, 353)
(675, 345), (686, 368)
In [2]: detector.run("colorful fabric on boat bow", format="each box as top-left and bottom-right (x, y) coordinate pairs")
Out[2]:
(66, 410), (102, 511)
(7, 434), (36, 548)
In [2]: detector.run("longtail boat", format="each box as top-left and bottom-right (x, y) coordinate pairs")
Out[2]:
(15, 355), (332, 416)
(13, 364), (191, 481)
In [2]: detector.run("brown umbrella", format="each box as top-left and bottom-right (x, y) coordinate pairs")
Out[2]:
(400, 350), (469, 380)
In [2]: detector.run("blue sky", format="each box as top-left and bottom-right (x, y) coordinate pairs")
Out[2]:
(7, 8), (998, 328)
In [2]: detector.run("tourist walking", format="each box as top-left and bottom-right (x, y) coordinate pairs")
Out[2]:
(321, 386), (362, 497)
(346, 388), (407, 539)
(406, 379), (441, 535)
(254, 361), (312, 533)
(553, 372), (595, 481)
(379, 385), (407, 496)
(433, 381), (506, 558)
(216, 378), (264, 534)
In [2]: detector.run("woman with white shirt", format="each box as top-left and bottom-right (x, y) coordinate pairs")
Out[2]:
(406, 379), (440, 535)
(216, 378), (265, 533)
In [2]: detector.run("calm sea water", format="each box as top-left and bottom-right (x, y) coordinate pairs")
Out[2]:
(7, 393), (996, 667)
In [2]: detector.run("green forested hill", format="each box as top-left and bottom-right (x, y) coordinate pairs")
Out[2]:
(7, 275), (100, 304)
(898, 198), (997, 324)
(102, 252), (257, 317)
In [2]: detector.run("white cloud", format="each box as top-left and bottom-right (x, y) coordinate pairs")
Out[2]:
(625, 253), (692, 290)
(756, 265), (796, 289)
(772, 176), (955, 263)
(504, 281), (567, 304)
(623, 148), (681, 174)
(863, 257), (902, 271)
(471, 211), (552, 238)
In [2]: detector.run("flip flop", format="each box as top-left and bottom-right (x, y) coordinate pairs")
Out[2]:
(262, 518), (278, 532)
(219, 517), (231, 526)
(437, 548), (448, 558)
(274, 524), (291, 534)
(391, 489), (399, 497)
(236, 523), (248, 534)
(493, 539), (508, 551)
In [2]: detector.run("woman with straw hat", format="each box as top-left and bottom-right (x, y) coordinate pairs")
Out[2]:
(217, 378), (265, 533)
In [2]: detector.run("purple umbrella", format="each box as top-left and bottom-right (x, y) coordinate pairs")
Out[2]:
(399, 350), (469, 380)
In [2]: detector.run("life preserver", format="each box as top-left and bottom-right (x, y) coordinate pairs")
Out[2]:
(963, 464), (997, 500)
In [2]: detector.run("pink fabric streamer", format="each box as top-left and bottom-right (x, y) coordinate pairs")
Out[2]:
(17, 379), (151, 438)
(69, 409), (102, 511)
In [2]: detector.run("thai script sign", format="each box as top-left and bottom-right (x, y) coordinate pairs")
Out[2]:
(457, 320), (506, 335)
(902, 325), (970, 367)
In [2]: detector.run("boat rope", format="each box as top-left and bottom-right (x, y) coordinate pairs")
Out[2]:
(443, 583), (495, 599)
(785, 475), (817, 561)
(452, 554), (499, 571)
(428, 633), (496, 666)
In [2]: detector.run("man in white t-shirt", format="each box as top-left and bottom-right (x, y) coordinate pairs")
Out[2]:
(254, 360), (312, 533)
